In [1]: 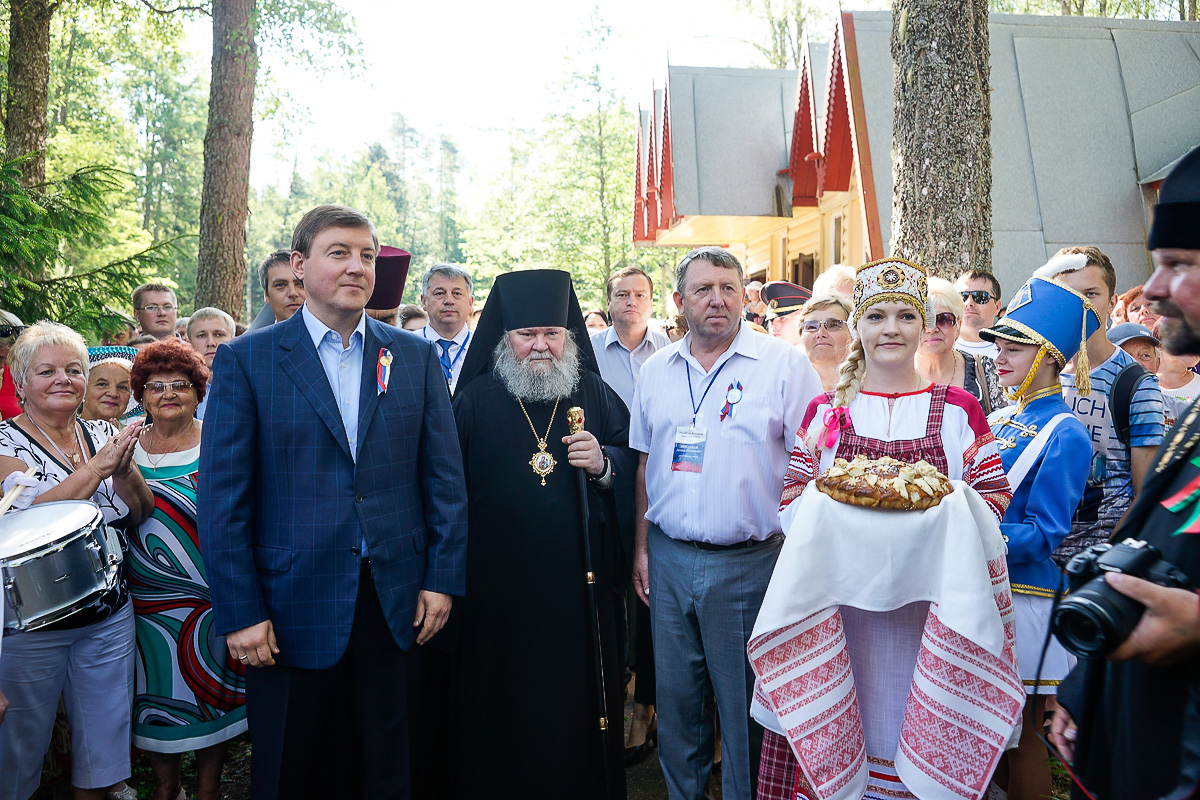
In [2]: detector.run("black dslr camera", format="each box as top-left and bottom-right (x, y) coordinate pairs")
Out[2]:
(1051, 538), (1190, 659)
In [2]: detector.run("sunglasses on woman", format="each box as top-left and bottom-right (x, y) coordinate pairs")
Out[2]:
(935, 312), (959, 329)
(801, 319), (847, 333)
(0, 325), (27, 339)
(143, 380), (194, 395)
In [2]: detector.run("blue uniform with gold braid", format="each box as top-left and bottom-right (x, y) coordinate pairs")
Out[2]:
(989, 393), (1092, 595)
(982, 271), (1102, 695)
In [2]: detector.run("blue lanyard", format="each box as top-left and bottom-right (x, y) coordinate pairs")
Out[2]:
(685, 358), (729, 427)
(423, 326), (471, 372)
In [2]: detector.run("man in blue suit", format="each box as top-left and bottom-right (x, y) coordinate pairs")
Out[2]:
(199, 204), (467, 800)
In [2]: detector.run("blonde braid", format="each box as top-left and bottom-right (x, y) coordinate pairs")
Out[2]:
(808, 338), (866, 453)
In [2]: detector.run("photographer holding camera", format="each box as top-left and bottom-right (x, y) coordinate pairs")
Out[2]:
(1049, 147), (1200, 800)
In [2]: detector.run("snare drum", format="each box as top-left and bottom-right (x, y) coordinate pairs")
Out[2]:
(0, 500), (122, 631)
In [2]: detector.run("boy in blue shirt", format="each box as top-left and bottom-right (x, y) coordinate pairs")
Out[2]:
(1042, 246), (1167, 564)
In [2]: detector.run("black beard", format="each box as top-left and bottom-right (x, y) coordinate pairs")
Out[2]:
(1150, 299), (1200, 357)
(1158, 316), (1200, 357)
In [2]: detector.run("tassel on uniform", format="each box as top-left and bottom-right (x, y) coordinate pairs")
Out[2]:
(1076, 313), (1091, 397)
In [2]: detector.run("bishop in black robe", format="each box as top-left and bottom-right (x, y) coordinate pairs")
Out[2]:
(440, 269), (635, 800)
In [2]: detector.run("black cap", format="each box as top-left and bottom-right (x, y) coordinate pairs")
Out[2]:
(1149, 146), (1200, 251)
(456, 269), (599, 392)
(366, 246), (412, 310)
(760, 281), (813, 321)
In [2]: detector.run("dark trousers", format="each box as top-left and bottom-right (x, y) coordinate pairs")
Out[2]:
(630, 589), (656, 706)
(246, 563), (410, 800)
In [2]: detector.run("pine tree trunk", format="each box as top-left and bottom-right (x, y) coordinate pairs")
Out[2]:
(1189, 0), (1197, 22)
(195, 0), (257, 319)
(4, 0), (55, 188)
(890, 0), (992, 279)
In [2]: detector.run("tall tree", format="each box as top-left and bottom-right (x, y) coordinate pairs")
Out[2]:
(195, 0), (256, 317)
(890, 0), (993, 278)
(4, 0), (57, 188)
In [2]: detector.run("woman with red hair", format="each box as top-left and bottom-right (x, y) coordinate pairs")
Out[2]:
(127, 338), (245, 800)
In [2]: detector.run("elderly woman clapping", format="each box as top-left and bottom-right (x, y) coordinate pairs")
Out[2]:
(0, 321), (153, 800)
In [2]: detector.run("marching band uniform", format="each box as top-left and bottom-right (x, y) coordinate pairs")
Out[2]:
(982, 276), (1099, 694)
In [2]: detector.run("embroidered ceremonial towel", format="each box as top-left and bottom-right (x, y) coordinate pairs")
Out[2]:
(748, 482), (1023, 800)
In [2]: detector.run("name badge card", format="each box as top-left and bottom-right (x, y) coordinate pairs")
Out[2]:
(672, 426), (707, 473)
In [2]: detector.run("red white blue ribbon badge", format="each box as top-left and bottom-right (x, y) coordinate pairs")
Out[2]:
(377, 348), (393, 395)
(720, 381), (743, 421)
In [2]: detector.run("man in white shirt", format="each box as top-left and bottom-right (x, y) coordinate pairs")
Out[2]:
(630, 246), (823, 800)
(955, 270), (1003, 359)
(590, 265), (669, 762)
(591, 266), (670, 409)
(418, 264), (474, 394)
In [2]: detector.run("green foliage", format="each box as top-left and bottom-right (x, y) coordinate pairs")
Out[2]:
(0, 157), (183, 338)
(246, 117), (465, 318)
(734, 0), (833, 67)
(461, 14), (647, 309)
(986, 0), (1191, 17)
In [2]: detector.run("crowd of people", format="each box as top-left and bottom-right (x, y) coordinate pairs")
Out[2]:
(0, 151), (1196, 800)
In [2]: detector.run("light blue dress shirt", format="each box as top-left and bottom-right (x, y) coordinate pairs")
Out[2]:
(590, 325), (671, 409)
(302, 304), (366, 461)
(302, 304), (368, 555)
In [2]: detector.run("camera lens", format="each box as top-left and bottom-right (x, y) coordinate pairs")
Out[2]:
(1052, 577), (1144, 658)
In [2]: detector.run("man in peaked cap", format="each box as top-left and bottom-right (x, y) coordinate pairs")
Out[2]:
(1051, 146), (1200, 800)
(760, 280), (812, 347)
(444, 269), (636, 799)
(365, 246), (412, 327)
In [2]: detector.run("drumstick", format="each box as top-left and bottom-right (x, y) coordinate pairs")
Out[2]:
(0, 466), (38, 516)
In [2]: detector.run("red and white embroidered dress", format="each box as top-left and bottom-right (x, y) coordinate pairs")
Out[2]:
(751, 384), (1019, 800)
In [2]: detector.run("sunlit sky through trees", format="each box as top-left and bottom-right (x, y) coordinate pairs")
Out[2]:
(186, 0), (850, 209)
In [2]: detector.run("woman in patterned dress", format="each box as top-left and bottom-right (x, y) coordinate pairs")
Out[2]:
(0, 322), (153, 800)
(126, 339), (245, 800)
(754, 259), (1015, 800)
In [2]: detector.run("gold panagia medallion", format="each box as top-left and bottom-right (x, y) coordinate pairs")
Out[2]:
(530, 446), (557, 486)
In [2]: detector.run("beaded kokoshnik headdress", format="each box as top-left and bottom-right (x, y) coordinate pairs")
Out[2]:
(851, 257), (935, 330)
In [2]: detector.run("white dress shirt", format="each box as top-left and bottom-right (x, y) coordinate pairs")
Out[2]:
(420, 323), (471, 394)
(591, 325), (671, 408)
(630, 321), (824, 544)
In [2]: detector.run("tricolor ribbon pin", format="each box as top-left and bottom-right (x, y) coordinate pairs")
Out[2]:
(720, 381), (743, 421)
(377, 348), (393, 395)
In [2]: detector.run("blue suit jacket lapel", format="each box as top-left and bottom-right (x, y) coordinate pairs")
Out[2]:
(277, 314), (354, 463)
(356, 319), (384, 459)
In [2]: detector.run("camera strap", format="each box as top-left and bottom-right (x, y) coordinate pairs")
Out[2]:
(1035, 583), (1100, 800)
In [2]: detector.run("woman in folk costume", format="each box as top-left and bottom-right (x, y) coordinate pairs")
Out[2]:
(979, 276), (1098, 800)
(749, 257), (1021, 800)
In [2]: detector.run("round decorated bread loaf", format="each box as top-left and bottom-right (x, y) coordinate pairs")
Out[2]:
(815, 455), (953, 510)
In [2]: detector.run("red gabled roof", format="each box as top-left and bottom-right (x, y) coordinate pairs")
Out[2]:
(789, 43), (821, 207)
(823, 19), (854, 194)
(658, 81), (675, 228)
(633, 106), (651, 244)
(841, 11), (883, 260)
